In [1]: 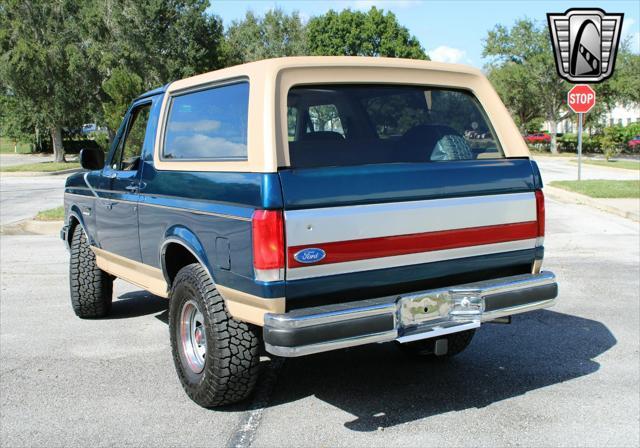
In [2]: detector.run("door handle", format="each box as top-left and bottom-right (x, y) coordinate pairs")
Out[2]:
(125, 184), (139, 192)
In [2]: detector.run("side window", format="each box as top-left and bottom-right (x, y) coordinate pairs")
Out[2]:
(163, 81), (249, 160)
(307, 104), (344, 136)
(112, 104), (151, 171)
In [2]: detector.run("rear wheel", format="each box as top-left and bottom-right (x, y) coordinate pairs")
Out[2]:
(69, 226), (113, 318)
(398, 329), (476, 359)
(169, 263), (260, 408)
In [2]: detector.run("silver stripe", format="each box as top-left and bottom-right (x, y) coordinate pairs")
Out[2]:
(83, 173), (99, 198)
(64, 191), (251, 221)
(140, 201), (251, 221)
(285, 192), (536, 246)
(286, 238), (537, 280)
(65, 192), (94, 200)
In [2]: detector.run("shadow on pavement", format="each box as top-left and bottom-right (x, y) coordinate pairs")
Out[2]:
(105, 294), (616, 431)
(265, 309), (616, 431)
(105, 290), (168, 319)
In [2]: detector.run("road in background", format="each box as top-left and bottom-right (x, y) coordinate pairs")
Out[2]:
(0, 175), (68, 225)
(1, 198), (638, 447)
(534, 156), (640, 182)
(0, 154), (54, 168)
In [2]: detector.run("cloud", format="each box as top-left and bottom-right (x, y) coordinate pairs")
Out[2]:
(298, 11), (310, 24)
(428, 45), (467, 64)
(168, 119), (221, 132)
(168, 134), (247, 159)
(622, 17), (635, 33)
(622, 17), (639, 53)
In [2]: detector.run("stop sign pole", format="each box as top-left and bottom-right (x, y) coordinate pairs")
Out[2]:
(577, 112), (583, 180)
(567, 85), (597, 181)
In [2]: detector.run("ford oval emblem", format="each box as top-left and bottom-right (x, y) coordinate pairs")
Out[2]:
(294, 248), (326, 264)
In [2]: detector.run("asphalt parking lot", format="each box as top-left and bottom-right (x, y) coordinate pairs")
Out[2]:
(0, 175), (67, 226)
(1, 195), (638, 447)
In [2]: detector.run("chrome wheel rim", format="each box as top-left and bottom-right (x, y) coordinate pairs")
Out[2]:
(180, 300), (207, 374)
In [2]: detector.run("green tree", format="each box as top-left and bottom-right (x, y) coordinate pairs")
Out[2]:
(101, 68), (143, 142)
(487, 62), (543, 132)
(484, 19), (570, 154)
(77, 0), (225, 137)
(609, 44), (640, 106)
(0, 89), (36, 152)
(306, 7), (427, 59)
(0, 0), (101, 161)
(224, 9), (307, 65)
(109, 0), (224, 85)
(485, 21), (640, 152)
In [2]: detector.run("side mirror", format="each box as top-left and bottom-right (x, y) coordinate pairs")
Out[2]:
(79, 147), (105, 170)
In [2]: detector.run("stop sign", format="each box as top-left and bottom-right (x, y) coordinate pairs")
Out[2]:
(567, 84), (596, 113)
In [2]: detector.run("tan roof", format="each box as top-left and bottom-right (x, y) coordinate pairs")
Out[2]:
(169, 56), (485, 91)
(155, 56), (529, 173)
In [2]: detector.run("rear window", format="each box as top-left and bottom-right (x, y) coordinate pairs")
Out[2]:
(163, 81), (249, 160)
(287, 85), (503, 168)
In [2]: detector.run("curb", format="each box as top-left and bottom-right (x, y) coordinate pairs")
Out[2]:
(0, 168), (82, 177)
(0, 219), (63, 236)
(545, 186), (640, 222)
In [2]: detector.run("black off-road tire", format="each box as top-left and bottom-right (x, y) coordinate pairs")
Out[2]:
(69, 226), (113, 318)
(398, 329), (476, 360)
(169, 263), (260, 408)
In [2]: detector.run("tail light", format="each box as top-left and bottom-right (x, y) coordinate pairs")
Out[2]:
(252, 210), (284, 282)
(535, 189), (545, 243)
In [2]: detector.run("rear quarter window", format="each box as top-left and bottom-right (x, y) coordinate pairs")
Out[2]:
(163, 81), (249, 160)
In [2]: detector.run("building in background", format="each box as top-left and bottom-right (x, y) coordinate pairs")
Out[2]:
(545, 103), (640, 134)
(601, 104), (640, 127)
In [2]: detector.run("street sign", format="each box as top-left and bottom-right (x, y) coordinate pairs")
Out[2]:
(567, 84), (596, 113)
(567, 84), (596, 181)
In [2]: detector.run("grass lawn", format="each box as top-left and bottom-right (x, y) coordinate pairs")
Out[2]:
(570, 159), (640, 171)
(0, 137), (32, 154)
(550, 180), (640, 198)
(0, 162), (80, 172)
(35, 206), (65, 221)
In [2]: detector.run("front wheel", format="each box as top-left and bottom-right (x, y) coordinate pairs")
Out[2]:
(169, 263), (260, 408)
(69, 226), (113, 318)
(398, 329), (476, 360)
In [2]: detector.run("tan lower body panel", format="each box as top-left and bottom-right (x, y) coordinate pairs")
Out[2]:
(91, 246), (283, 325)
(91, 247), (169, 298)
(216, 284), (285, 326)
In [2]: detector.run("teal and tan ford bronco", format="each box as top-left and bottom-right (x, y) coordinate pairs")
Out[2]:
(62, 57), (558, 408)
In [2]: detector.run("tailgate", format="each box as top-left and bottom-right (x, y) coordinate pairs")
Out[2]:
(279, 159), (544, 308)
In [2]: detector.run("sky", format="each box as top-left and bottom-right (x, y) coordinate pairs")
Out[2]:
(207, 0), (640, 68)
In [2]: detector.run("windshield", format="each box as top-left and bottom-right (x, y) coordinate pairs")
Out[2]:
(286, 84), (503, 168)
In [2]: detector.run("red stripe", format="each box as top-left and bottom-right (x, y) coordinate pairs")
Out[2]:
(288, 221), (538, 268)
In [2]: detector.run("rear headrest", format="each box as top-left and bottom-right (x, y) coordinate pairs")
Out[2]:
(399, 124), (464, 161)
(401, 124), (461, 143)
(299, 131), (345, 142)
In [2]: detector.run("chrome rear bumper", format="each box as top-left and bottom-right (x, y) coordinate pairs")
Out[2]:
(264, 271), (558, 357)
